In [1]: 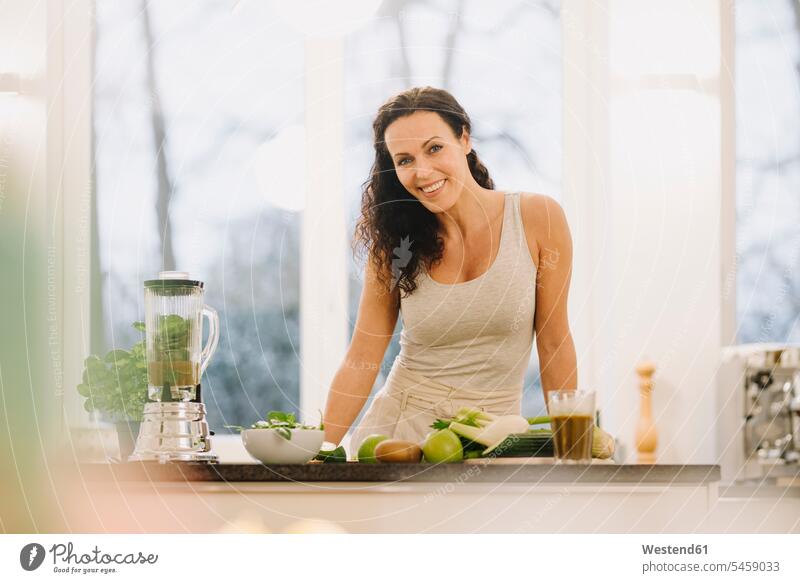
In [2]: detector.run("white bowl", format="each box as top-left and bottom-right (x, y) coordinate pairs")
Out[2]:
(241, 428), (324, 464)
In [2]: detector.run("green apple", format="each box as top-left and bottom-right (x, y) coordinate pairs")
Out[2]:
(357, 434), (389, 463)
(422, 429), (463, 463)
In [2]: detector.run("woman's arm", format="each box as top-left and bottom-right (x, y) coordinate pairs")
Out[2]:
(322, 259), (400, 445)
(521, 194), (578, 410)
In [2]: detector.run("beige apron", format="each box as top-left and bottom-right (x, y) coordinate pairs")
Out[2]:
(347, 361), (522, 458)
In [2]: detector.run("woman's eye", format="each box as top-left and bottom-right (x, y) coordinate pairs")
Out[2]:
(397, 145), (439, 167)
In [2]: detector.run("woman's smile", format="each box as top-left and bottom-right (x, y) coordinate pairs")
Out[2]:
(419, 178), (446, 197)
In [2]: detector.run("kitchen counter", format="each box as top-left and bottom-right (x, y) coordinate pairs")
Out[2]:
(81, 460), (720, 484)
(62, 461), (799, 533)
(67, 459), (783, 534)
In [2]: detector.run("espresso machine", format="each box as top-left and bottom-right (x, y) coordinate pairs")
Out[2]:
(129, 271), (220, 463)
(741, 346), (800, 467)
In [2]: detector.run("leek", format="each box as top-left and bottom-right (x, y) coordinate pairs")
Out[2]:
(433, 408), (616, 459)
(447, 407), (530, 455)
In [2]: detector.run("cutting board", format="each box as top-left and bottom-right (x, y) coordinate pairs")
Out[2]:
(464, 457), (615, 465)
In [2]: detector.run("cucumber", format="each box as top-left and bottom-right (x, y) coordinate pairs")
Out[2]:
(484, 433), (554, 457)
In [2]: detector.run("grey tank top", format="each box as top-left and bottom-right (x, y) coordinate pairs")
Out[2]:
(395, 191), (538, 390)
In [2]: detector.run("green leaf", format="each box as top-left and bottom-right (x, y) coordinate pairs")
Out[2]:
(104, 349), (130, 364)
(430, 419), (451, 430)
(132, 321), (146, 333)
(85, 367), (110, 388)
(84, 354), (104, 368)
(84, 357), (106, 383)
(314, 445), (346, 463)
(267, 410), (295, 424)
(75, 321), (151, 421)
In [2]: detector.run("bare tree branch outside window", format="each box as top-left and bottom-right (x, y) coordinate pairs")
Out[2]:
(736, 0), (800, 342)
(141, 0), (176, 272)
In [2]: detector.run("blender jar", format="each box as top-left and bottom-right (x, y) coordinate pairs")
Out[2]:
(143, 271), (219, 402)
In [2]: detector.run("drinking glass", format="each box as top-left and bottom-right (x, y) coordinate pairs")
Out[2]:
(547, 390), (596, 463)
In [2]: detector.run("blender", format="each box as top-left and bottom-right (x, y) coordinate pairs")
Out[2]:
(129, 271), (220, 462)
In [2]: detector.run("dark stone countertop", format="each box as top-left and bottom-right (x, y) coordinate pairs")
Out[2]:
(80, 461), (721, 485)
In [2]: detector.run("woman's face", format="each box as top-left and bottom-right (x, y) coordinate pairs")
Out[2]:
(383, 111), (472, 213)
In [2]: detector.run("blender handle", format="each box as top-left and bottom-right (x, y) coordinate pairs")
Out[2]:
(200, 305), (220, 376)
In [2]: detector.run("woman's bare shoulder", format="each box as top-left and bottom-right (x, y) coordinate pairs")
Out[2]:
(517, 192), (569, 264)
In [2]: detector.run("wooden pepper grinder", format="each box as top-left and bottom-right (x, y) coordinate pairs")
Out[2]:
(635, 361), (658, 463)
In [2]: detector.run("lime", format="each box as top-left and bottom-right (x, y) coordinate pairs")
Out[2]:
(422, 429), (463, 463)
(357, 434), (389, 463)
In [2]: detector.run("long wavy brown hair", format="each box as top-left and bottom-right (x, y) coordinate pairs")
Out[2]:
(353, 86), (495, 297)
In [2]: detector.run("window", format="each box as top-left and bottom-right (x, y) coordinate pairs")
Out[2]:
(736, 0), (800, 342)
(344, 0), (562, 417)
(93, 1), (305, 429)
(91, 0), (563, 436)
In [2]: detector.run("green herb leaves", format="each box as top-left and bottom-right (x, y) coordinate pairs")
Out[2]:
(314, 445), (347, 463)
(431, 408), (483, 430)
(228, 410), (322, 441)
(77, 322), (148, 422)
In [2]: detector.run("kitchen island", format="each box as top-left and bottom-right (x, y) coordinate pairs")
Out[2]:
(63, 460), (796, 533)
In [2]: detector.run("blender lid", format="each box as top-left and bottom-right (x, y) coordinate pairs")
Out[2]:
(144, 270), (204, 289)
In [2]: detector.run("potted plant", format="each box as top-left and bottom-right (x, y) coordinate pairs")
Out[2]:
(76, 322), (149, 460)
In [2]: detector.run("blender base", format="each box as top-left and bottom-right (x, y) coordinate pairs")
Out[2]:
(129, 399), (218, 464)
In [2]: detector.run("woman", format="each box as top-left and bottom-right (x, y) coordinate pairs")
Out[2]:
(322, 86), (577, 456)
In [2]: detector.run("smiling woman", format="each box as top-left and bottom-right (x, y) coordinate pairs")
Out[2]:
(341, 1), (563, 443)
(323, 87), (577, 454)
(356, 89), (498, 295)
